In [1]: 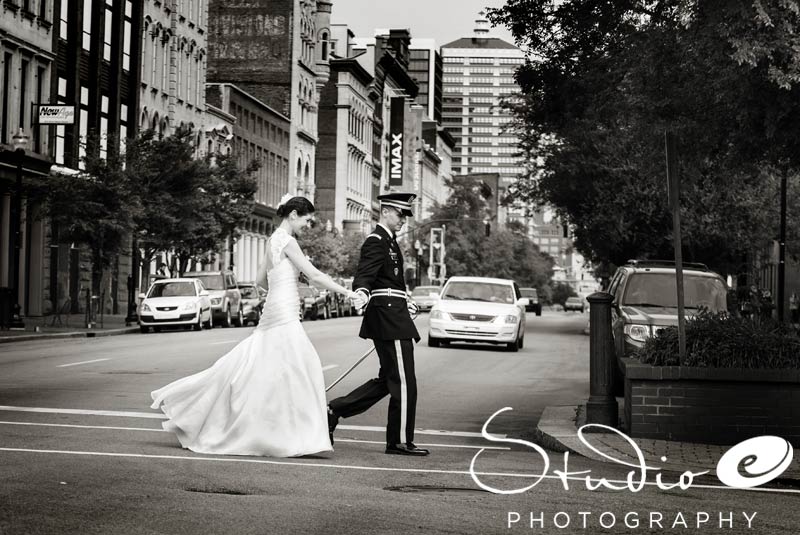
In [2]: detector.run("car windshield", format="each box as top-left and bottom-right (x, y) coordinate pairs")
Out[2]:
(412, 286), (439, 296)
(521, 289), (538, 297)
(566, 297), (581, 303)
(239, 287), (258, 299)
(442, 282), (515, 303)
(298, 287), (315, 298)
(148, 282), (196, 298)
(192, 274), (224, 290)
(623, 273), (727, 310)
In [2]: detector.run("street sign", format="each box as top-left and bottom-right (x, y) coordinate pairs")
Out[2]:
(37, 105), (75, 125)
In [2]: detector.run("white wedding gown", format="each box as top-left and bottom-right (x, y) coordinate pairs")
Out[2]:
(150, 228), (332, 457)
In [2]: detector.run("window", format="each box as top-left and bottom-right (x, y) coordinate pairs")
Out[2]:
(100, 94), (109, 159)
(35, 66), (46, 153)
(1, 53), (11, 145)
(469, 57), (494, 64)
(443, 56), (464, 63)
(79, 86), (89, 169)
(123, 1), (132, 71)
(83, 0), (93, 51)
(161, 35), (168, 89)
(320, 31), (328, 60)
(120, 103), (128, 156)
(55, 77), (67, 164)
(39, 0), (47, 20)
(60, 0), (68, 37)
(103, 6), (112, 61)
(19, 59), (28, 130)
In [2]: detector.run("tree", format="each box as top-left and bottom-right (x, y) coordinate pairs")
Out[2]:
(45, 134), (139, 295)
(487, 1), (800, 276)
(296, 224), (349, 278)
(427, 176), (553, 284)
(551, 282), (577, 308)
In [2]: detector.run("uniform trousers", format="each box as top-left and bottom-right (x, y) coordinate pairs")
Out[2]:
(329, 338), (417, 445)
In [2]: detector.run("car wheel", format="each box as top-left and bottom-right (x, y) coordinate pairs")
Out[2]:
(506, 340), (519, 352)
(193, 315), (202, 331)
(536, 306), (542, 316)
(428, 335), (440, 348)
(203, 311), (213, 329)
(139, 326), (149, 334)
(153, 326), (162, 333)
(311, 306), (318, 321)
(233, 307), (244, 327)
(518, 334), (524, 349)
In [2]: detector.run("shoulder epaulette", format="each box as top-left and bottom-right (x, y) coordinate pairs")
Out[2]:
(367, 233), (381, 241)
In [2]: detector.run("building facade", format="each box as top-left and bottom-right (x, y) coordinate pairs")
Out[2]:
(0, 0), (58, 320)
(139, 0), (208, 142)
(206, 0), (331, 201)
(408, 38), (442, 124)
(315, 48), (375, 234)
(205, 83), (291, 284)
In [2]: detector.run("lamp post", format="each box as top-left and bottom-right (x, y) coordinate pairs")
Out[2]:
(10, 128), (29, 329)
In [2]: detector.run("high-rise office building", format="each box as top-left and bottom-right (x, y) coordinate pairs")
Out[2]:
(408, 39), (442, 124)
(440, 15), (524, 191)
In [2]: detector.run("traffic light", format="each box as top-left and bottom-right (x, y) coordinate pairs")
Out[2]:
(485, 222), (491, 237)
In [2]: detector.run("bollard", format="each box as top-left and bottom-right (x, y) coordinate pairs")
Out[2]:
(586, 291), (619, 427)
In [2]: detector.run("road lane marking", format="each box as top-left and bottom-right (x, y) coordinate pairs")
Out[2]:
(0, 406), (503, 438)
(0, 446), (797, 495)
(321, 365), (338, 371)
(209, 340), (239, 345)
(56, 358), (111, 368)
(0, 421), (507, 450)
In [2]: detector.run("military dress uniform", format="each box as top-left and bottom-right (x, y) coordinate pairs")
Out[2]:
(328, 193), (428, 456)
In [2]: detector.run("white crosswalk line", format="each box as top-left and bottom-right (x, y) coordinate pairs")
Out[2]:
(56, 358), (111, 368)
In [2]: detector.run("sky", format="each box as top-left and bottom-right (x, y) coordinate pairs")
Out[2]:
(329, 0), (517, 48)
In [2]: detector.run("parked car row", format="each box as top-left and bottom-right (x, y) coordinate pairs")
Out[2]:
(138, 270), (267, 333)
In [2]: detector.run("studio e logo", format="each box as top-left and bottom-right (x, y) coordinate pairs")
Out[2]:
(469, 407), (794, 495)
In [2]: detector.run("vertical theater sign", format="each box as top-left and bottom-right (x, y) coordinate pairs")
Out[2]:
(390, 97), (405, 186)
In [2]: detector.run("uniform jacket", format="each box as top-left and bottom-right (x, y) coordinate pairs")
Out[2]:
(353, 225), (420, 341)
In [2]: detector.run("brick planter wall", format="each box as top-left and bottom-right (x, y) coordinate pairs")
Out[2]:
(622, 358), (800, 446)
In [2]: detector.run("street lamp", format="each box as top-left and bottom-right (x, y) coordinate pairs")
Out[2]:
(10, 128), (29, 329)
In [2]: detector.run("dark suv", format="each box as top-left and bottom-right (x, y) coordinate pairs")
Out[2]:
(184, 270), (244, 327)
(607, 260), (728, 360)
(520, 288), (542, 316)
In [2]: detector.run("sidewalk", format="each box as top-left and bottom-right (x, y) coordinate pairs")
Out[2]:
(0, 313), (140, 344)
(535, 403), (800, 482)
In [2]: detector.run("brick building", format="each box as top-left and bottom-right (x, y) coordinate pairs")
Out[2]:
(207, 0), (332, 200)
(205, 83), (291, 284)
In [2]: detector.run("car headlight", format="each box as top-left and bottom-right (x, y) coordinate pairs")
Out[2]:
(624, 323), (650, 342)
(183, 302), (197, 311)
(430, 310), (451, 320)
(141, 303), (151, 312)
(210, 297), (222, 305)
(503, 315), (518, 324)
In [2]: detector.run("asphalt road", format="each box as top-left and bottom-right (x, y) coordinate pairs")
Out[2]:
(1, 310), (798, 534)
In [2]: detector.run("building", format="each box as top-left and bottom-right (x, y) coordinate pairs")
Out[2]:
(206, 0), (332, 200)
(1, 0), (143, 319)
(315, 25), (374, 234)
(205, 83), (291, 284)
(440, 14), (525, 223)
(408, 39), (443, 124)
(139, 0), (209, 142)
(351, 29), (420, 220)
(0, 0), (59, 321)
(421, 120), (455, 220)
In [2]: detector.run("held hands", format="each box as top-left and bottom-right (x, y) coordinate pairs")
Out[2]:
(349, 290), (368, 311)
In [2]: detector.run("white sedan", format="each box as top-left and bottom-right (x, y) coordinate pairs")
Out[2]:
(427, 276), (529, 352)
(138, 278), (213, 333)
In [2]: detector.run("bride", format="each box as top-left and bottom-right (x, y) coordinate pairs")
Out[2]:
(150, 195), (357, 457)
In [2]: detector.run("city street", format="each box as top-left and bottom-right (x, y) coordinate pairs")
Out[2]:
(2, 311), (799, 534)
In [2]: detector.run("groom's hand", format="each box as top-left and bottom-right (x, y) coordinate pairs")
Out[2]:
(407, 300), (419, 320)
(351, 290), (369, 311)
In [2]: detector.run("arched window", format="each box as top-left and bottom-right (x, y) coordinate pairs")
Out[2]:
(320, 31), (329, 61)
(296, 158), (302, 178)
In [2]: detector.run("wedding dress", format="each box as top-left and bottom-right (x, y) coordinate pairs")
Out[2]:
(150, 227), (332, 457)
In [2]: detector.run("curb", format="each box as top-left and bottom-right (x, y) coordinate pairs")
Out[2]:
(0, 327), (140, 344)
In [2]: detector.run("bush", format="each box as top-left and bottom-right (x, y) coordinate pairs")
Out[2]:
(636, 311), (800, 369)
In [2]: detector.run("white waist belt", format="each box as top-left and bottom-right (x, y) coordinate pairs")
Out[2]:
(369, 289), (408, 300)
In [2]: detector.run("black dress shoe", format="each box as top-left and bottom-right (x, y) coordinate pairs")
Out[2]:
(327, 406), (339, 445)
(385, 443), (430, 456)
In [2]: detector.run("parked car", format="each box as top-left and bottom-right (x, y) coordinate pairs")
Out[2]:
(298, 285), (326, 320)
(563, 296), (585, 313)
(428, 276), (528, 351)
(342, 277), (363, 316)
(237, 281), (267, 326)
(328, 278), (353, 317)
(317, 289), (334, 320)
(410, 285), (441, 312)
(183, 270), (244, 328)
(608, 260), (728, 359)
(519, 287), (542, 316)
(138, 278), (212, 333)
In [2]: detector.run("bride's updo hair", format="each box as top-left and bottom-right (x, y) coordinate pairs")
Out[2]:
(277, 196), (315, 218)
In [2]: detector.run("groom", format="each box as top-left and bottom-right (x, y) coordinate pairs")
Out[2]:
(328, 192), (429, 456)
